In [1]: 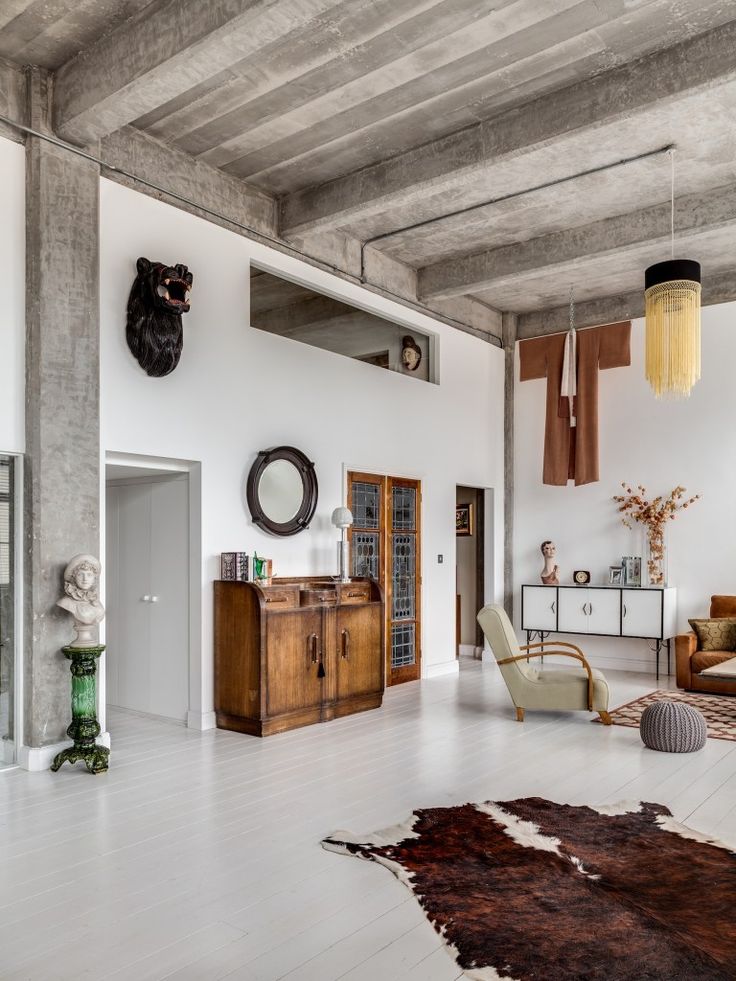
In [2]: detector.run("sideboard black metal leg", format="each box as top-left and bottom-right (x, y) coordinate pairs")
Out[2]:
(667, 638), (671, 676)
(655, 640), (661, 682)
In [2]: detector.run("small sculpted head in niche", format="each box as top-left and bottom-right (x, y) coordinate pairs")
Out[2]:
(126, 257), (193, 377)
(540, 540), (559, 585)
(56, 553), (105, 647)
(401, 335), (422, 372)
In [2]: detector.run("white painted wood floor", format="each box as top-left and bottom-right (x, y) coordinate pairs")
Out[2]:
(1, 660), (735, 981)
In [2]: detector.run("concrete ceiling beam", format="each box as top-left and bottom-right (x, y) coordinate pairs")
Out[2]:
(517, 268), (736, 337)
(53, 0), (350, 145)
(280, 19), (736, 237)
(418, 184), (736, 301)
(0, 55), (26, 142)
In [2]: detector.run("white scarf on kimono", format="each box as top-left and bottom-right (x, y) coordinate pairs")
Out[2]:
(561, 327), (577, 427)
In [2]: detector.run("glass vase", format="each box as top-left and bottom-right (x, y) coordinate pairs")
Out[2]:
(646, 525), (667, 586)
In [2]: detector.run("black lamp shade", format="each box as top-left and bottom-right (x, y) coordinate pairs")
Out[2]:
(645, 259), (701, 290)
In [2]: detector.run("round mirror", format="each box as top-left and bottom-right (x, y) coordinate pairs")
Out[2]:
(258, 460), (303, 523)
(246, 446), (318, 536)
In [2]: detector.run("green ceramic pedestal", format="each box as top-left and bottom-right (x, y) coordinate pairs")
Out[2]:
(50, 645), (109, 775)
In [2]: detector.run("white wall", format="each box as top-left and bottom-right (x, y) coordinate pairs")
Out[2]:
(514, 305), (736, 673)
(0, 137), (25, 454)
(100, 179), (504, 723)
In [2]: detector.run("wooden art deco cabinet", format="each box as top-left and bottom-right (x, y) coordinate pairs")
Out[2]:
(214, 577), (384, 736)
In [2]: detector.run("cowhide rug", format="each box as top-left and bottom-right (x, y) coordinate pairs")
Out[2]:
(323, 798), (736, 980)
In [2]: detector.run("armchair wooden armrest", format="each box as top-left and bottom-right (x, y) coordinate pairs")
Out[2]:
(675, 631), (698, 689)
(498, 647), (594, 711)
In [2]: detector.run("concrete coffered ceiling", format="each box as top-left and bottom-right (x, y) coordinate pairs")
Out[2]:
(2, 0), (736, 340)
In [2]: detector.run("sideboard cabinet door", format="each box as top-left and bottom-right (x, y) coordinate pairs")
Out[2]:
(586, 589), (621, 635)
(336, 605), (383, 702)
(521, 586), (558, 631)
(266, 610), (324, 717)
(622, 589), (662, 638)
(557, 587), (590, 634)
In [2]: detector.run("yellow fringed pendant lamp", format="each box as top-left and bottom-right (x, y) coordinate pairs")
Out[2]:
(644, 149), (701, 398)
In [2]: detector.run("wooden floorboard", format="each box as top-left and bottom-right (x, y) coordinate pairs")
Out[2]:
(0, 660), (733, 980)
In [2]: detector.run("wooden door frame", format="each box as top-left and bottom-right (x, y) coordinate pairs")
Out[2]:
(346, 469), (422, 686)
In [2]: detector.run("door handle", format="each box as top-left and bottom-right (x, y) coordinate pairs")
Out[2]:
(307, 633), (318, 665)
(581, 603), (587, 615)
(623, 603), (627, 617)
(550, 601), (556, 613)
(588, 602), (593, 615)
(341, 628), (350, 660)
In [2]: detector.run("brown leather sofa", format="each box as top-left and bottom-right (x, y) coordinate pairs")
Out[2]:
(676, 595), (736, 695)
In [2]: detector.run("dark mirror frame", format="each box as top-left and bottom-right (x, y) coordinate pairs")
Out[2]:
(246, 446), (318, 537)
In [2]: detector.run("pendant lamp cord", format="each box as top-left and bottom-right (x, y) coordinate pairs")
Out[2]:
(669, 147), (675, 259)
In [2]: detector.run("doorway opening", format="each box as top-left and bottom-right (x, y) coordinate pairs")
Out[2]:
(456, 486), (485, 658)
(347, 471), (422, 686)
(105, 456), (200, 726)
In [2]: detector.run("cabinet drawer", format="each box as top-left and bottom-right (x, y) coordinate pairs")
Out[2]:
(340, 583), (371, 605)
(300, 587), (338, 607)
(260, 586), (299, 609)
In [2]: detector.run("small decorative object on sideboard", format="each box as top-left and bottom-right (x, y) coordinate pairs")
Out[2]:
(622, 556), (642, 587)
(540, 540), (559, 585)
(573, 570), (591, 585)
(252, 552), (272, 584)
(51, 554), (109, 774)
(608, 566), (623, 586)
(221, 552), (250, 581)
(613, 483), (700, 585)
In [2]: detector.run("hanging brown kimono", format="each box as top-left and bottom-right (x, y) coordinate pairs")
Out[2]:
(519, 321), (631, 486)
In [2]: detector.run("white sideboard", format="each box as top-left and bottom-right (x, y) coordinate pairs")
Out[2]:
(521, 584), (677, 678)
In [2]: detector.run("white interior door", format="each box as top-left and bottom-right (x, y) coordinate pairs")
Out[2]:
(106, 475), (189, 722)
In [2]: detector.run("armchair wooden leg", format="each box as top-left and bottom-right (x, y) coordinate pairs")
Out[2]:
(516, 707), (525, 722)
(599, 710), (613, 726)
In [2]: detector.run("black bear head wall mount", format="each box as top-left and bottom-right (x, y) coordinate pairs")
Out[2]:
(126, 257), (193, 377)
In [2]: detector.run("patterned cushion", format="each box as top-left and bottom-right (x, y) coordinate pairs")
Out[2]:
(688, 618), (736, 652)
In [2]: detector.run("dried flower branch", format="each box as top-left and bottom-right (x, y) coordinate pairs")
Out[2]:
(613, 483), (700, 585)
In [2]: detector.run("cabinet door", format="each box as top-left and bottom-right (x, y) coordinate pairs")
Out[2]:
(266, 610), (324, 716)
(557, 587), (590, 634)
(622, 589), (662, 638)
(336, 605), (383, 701)
(521, 586), (558, 631)
(587, 589), (621, 635)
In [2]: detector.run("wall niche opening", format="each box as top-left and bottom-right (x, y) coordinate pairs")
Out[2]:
(249, 265), (435, 383)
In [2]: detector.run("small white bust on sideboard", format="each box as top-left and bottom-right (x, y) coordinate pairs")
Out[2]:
(521, 584), (677, 678)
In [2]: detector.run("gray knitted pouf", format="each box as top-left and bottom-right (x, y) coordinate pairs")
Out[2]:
(640, 700), (707, 753)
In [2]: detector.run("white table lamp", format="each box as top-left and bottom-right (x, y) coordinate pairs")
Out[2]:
(331, 506), (353, 582)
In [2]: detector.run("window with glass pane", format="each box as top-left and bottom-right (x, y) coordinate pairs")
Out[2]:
(0, 456), (15, 752)
(352, 532), (379, 579)
(391, 623), (415, 668)
(352, 482), (380, 529)
(392, 486), (415, 530)
(392, 534), (415, 619)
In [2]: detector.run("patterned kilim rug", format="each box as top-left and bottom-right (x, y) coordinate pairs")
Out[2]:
(597, 689), (736, 741)
(323, 798), (736, 980)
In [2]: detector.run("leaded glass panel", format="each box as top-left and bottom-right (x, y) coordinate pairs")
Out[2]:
(352, 532), (379, 579)
(352, 481), (380, 529)
(391, 623), (416, 668)
(392, 486), (415, 530)
(392, 533), (415, 620)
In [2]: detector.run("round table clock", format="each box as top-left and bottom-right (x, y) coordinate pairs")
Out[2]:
(573, 570), (591, 585)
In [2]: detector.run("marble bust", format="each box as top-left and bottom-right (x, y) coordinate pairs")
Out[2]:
(540, 540), (560, 585)
(57, 554), (105, 648)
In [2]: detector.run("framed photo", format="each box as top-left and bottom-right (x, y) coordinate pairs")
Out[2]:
(622, 556), (642, 587)
(608, 565), (623, 586)
(456, 503), (474, 536)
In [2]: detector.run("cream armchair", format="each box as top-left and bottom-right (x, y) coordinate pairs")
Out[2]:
(477, 604), (612, 724)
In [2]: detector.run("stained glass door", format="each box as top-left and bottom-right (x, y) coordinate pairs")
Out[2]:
(347, 472), (421, 686)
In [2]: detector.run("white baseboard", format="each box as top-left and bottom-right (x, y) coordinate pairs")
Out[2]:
(424, 659), (460, 679)
(187, 709), (216, 731)
(18, 731), (111, 772)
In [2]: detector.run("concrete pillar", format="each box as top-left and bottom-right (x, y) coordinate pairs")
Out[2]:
(23, 68), (101, 762)
(502, 312), (517, 620)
